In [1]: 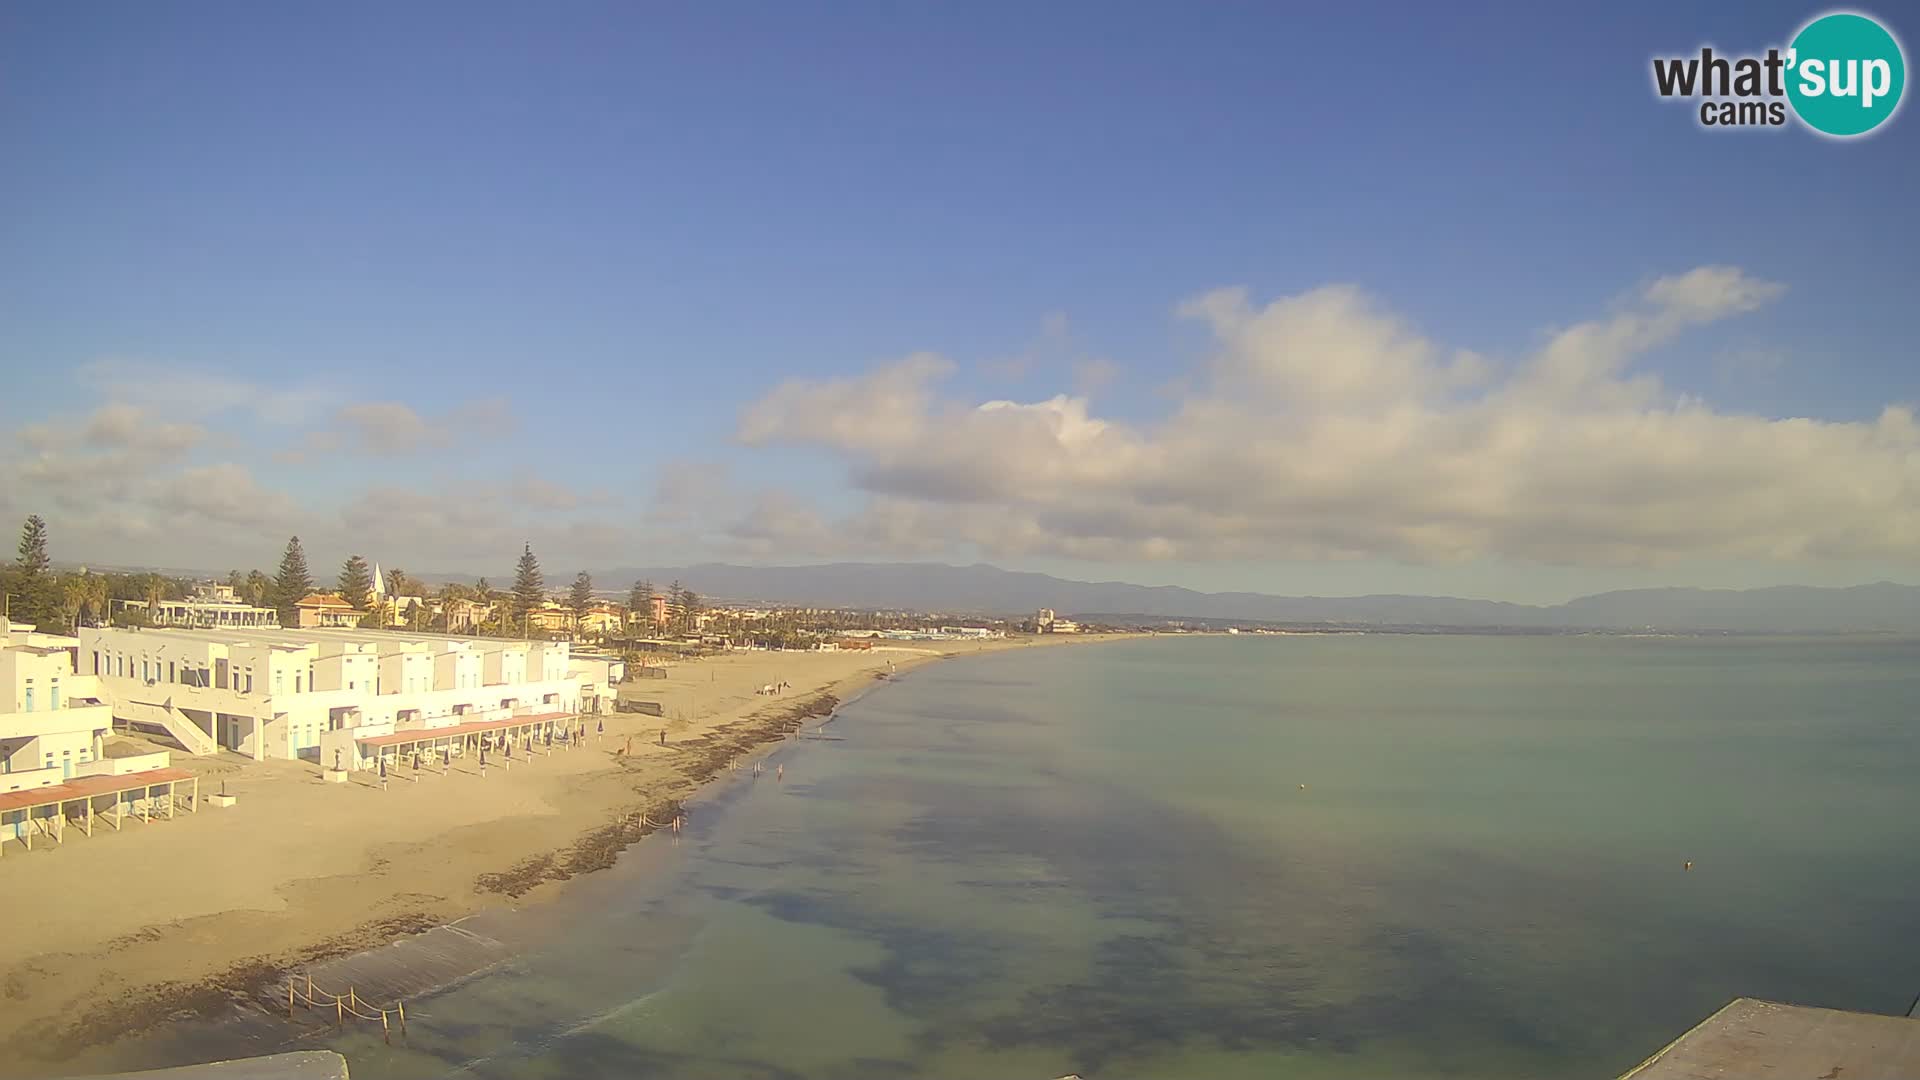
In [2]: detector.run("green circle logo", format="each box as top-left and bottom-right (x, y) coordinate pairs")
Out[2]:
(1786, 12), (1906, 137)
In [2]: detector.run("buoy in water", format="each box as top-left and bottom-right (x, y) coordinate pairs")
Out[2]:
(1684, 861), (1693, 871)
(1299, 783), (1307, 790)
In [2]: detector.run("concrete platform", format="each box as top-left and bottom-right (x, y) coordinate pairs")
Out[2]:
(52, 1050), (349, 1079)
(1622, 998), (1920, 1079)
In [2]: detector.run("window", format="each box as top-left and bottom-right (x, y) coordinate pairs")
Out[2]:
(168, 661), (176, 682)
(275, 671), (284, 694)
(50, 680), (60, 709)
(24, 684), (35, 712)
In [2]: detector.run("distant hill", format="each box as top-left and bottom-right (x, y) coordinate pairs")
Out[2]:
(542, 562), (1920, 634)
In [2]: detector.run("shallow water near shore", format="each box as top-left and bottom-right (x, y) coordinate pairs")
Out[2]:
(102, 635), (1920, 1078)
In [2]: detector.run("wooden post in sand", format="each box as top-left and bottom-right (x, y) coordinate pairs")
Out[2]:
(288, 981), (295, 1018)
(397, 999), (407, 1035)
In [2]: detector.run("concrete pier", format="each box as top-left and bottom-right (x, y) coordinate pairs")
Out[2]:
(52, 1051), (349, 1079)
(1621, 998), (1920, 1079)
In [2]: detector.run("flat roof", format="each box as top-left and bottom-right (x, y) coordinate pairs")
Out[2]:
(353, 711), (572, 748)
(0, 767), (196, 814)
(1623, 998), (1920, 1080)
(87, 626), (548, 651)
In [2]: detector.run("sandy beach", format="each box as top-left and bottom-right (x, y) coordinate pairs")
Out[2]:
(0, 633), (1134, 1075)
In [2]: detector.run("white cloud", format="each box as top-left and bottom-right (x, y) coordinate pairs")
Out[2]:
(17, 403), (208, 456)
(729, 266), (1920, 568)
(294, 398), (516, 458)
(154, 463), (303, 528)
(738, 352), (954, 453)
(76, 360), (338, 426)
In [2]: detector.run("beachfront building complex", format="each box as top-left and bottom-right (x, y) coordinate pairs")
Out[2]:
(1, 622), (113, 787)
(77, 625), (621, 768)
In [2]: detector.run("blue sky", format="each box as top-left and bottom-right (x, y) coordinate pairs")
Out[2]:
(2, 2), (1915, 604)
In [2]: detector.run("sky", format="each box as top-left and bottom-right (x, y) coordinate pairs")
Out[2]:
(2, 1), (1916, 605)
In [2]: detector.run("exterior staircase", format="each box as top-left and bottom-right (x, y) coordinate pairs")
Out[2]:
(114, 696), (218, 756)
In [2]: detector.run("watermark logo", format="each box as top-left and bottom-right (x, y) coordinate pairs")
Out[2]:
(1652, 10), (1906, 137)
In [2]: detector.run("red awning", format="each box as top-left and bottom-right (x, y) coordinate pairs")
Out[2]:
(0, 767), (197, 814)
(353, 711), (571, 749)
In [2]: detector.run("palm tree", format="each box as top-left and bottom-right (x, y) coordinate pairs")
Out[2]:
(144, 573), (165, 625)
(243, 569), (272, 608)
(83, 573), (108, 627)
(60, 575), (88, 633)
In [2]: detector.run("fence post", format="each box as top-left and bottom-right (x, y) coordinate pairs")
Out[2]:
(397, 999), (407, 1035)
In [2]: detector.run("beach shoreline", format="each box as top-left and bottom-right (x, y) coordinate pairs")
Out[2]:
(0, 632), (1140, 1076)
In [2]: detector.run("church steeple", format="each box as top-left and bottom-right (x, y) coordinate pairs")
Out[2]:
(372, 562), (386, 598)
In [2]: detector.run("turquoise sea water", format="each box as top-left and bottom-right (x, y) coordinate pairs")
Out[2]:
(122, 636), (1920, 1078)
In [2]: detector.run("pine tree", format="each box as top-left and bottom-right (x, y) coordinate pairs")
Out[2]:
(666, 579), (685, 634)
(272, 536), (315, 626)
(11, 515), (54, 627)
(628, 579), (649, 612)
(570, 571), (594, 618)
(339, 554), (373, 611)
(511, 543), (544, 630)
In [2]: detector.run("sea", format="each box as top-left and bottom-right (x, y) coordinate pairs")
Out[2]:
(102, 634), (1920, 1079)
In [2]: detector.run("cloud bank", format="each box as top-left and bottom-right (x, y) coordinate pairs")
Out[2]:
(5, 266), (1914, 586)
(735, 266), (1918, 567)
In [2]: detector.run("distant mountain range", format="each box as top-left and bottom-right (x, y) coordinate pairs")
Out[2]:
(66, 557), (1918, 633)
(480, 562), (1918, 634)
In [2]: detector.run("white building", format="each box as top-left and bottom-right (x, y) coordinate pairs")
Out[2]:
(1, 623), (113, 788)
(128, 583), (280, 629)
(78, 625), (617, 769)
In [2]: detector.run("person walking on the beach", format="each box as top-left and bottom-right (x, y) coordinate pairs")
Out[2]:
(659, 727), (666, 746)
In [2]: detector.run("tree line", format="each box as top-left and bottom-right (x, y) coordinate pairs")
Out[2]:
(2, 515), (710, 643)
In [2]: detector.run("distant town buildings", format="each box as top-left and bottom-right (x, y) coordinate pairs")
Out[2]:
(1029, 608), (1077, 633)
(525, 606), (577, 635)
(294, 593), (360, 629)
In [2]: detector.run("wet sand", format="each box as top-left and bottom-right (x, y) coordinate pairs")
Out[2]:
(0, 634), (1134, 1076)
